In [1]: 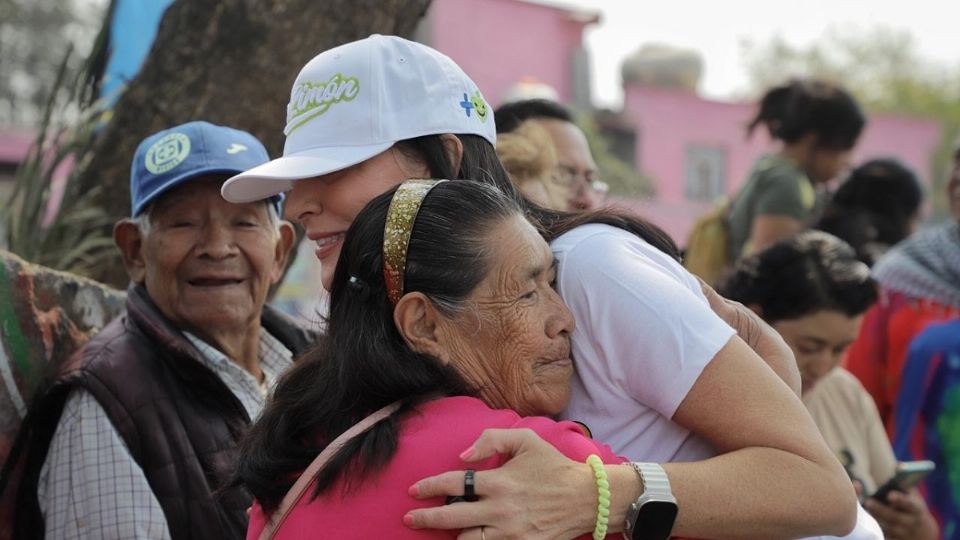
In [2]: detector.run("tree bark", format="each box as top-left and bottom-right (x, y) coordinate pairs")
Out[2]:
(75, 0), (431, 286)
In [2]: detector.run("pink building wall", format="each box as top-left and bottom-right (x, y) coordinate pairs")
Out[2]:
(427, 0), (595, 106)
(624, 85), (942, 204)
(0, 130), (33, 165)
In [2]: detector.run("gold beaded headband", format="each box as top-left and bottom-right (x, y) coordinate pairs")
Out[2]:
(383, 179), (448, 305)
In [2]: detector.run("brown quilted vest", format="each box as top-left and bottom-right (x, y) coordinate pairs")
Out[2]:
(7, 285), (316, 539)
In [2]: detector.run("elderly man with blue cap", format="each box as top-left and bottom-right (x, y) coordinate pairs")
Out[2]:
(6, 121), (312, 539)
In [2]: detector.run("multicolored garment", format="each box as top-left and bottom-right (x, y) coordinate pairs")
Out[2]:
(892, 319), (960, 539)
(846, 223), (960, 435)
(845, 291), (960, 434)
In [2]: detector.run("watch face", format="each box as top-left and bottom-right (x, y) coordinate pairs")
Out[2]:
(634, 500), (679, 540)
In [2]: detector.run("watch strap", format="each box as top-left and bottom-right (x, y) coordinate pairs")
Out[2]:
(632, 462), (674, 501)
(623, 462), (677, 540)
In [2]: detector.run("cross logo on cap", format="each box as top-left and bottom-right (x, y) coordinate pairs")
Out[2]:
(459, 93), (474, 117)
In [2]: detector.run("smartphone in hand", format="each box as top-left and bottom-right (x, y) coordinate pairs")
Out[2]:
(871, 460), (935, 502)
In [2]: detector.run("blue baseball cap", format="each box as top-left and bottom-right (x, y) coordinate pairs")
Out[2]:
(130, 121), (282, 216)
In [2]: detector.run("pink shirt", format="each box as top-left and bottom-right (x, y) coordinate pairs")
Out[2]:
(247, 396), (624, 539)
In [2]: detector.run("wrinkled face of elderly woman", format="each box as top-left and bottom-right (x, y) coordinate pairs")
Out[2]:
(431, 214), (575, 416)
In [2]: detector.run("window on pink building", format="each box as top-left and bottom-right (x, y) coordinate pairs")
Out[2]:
(685, 145), (726, 202)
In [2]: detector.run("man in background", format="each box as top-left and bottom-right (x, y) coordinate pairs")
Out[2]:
(495, 98), (607, 211)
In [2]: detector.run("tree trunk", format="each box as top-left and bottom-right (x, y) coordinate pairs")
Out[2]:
(75, 0), (431, 286)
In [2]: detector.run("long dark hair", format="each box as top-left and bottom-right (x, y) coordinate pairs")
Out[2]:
(399, 133), (681, 259)
(747, 78), (866, 150)
(396, 133), (520, 199)
(719, 230), (877, 323)
(236, 180), (523, 513)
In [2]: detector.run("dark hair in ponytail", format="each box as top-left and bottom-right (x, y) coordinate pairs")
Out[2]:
(747, 78), (866, 150)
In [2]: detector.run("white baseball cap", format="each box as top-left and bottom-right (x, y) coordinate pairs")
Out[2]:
(221, 34), (497, 203)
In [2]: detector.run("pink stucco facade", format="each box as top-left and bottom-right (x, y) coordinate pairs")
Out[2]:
(1, 0), (944, 249)
(426, 1), (943, 244)
(0, 130), (33, 165)
(624, 84), (942, 204)
(426, 0), (596, 106)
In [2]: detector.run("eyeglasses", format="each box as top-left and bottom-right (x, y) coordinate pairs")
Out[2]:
(555, 165), (608, 195)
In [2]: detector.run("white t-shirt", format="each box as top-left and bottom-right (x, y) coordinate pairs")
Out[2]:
(554, 224), (733, 462)
(553, 224), (882, 540)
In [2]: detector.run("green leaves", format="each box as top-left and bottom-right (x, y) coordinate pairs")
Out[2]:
(1, 42), (116, 279)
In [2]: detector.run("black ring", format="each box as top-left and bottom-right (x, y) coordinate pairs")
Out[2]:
(463, 469), (478, 502)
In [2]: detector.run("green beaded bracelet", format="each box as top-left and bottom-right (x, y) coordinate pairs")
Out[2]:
(586, 454), (611, 539)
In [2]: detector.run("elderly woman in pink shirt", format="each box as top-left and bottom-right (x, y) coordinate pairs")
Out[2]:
(236, 180), (631, 540)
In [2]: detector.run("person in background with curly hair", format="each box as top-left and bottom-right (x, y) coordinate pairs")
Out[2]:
(721, 231), (937, 540)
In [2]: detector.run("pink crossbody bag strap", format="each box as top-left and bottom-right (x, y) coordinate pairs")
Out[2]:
(257, 401), (402, 540)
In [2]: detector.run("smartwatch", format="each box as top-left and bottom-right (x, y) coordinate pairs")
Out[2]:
(623, 462), (678, 540)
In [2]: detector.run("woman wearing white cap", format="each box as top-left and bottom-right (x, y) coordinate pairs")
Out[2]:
(223, 35), (866, 539)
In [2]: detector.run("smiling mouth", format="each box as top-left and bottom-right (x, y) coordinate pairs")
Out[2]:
(314, 233), (345, 251)
(187, 278), (243, 287)
(314, 233), (346, 259)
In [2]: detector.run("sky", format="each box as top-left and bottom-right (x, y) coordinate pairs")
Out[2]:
(571, 0), (960, 107)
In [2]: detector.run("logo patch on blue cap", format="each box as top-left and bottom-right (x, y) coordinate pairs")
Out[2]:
(145, 133), (191, 174)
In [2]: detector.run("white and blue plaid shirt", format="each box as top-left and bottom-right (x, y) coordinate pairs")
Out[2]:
(37, 329), (293, 539)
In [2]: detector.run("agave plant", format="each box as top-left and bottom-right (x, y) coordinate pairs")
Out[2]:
(2, 1), (119, 278)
